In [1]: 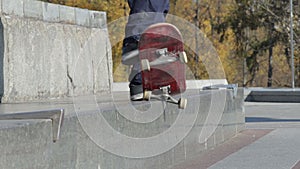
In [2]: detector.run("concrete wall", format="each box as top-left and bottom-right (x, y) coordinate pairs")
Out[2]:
(0, 89), (245, 169)
(0, 0), (112, 103)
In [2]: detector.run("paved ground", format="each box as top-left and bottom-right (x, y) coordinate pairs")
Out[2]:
(2, 92), (300, 169)
(174, 102), (300, 169)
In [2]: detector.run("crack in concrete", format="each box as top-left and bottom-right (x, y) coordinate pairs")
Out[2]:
(67, 65), (76, 89)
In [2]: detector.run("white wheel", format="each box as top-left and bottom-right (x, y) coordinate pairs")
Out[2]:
(179, 51), (188, 64)
(141, 59), (150, 71)
(143, 91), (152, 100)
(178, 98), (187, 109)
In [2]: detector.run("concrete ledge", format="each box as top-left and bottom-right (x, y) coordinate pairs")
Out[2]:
(24, 0), (43, 19)
(42, 2), (60, 22)
(245, 88), (300, 103)
(0, 0), (106, 28)
(75, 8), (90, 26)
(0, 89), (244, 168)
(89, 10), (107, 28)
(113, 79), (228, 91)
(1, 0), (24, 17)
(59, 4), (75, 24)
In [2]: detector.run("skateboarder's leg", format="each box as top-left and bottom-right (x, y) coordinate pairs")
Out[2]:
(122, 37), (143, 101)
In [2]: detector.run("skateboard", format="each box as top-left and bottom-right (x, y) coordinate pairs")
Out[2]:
(139, 23), (188, 109)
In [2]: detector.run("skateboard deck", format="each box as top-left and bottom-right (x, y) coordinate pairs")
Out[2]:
(139, 23), (187, 108)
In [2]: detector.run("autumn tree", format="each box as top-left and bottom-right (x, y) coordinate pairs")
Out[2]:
(220, 0), (300, 87)
(169, 0), (239, 82)
(40, 0), (299, 87)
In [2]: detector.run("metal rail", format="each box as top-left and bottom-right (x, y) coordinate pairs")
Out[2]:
(203, 84), (239, 99)
(0, 109), (64, 142)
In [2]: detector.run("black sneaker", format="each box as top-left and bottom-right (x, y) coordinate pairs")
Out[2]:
(129, 71), (143, 101)
(129, 83), (143, 101)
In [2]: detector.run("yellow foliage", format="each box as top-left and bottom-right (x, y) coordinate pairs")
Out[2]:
(42, 0), (299, 86)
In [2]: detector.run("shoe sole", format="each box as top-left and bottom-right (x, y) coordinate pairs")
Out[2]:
(130, 93), (143, 101)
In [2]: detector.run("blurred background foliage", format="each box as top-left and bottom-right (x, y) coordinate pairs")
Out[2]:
(40, 0), (300, 87)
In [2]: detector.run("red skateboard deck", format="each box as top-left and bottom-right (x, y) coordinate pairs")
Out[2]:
(139, 23), (187, 96)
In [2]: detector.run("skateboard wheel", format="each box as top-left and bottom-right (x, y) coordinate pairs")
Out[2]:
(141, 59), (150, 71)
(178, 98), (187, 109)
(179, 51), (188, 64)
(143, 91), (152, 100)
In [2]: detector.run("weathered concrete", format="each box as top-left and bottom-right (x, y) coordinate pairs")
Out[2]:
(0, 0), (112, 103)
(24, 0), (43, 19)
(0, 89), (244, 169)
(42, 2), (60, 22)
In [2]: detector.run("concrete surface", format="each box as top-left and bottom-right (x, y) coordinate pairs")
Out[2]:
(244, 88), (300, 103)
(0, 1), (245, 168)
(113, 79), (228, 91)
(173, 102), (300, 169)
(0, 0), (107, 28)
(0, 88), (244, 169)
(0, 0), (111, 103)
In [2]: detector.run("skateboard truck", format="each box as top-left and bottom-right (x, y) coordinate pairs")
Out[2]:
(141, 48), (188, 71)
(143, 85), (187, 109)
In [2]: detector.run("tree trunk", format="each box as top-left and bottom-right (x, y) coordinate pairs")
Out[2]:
(267, 46), (273, 87)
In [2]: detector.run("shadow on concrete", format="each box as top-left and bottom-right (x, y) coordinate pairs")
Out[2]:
(0, 18), (3, 103)
(246, 117), (300, 123)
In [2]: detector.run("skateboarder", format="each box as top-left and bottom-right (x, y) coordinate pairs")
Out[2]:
(122, 0), (170, 101)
